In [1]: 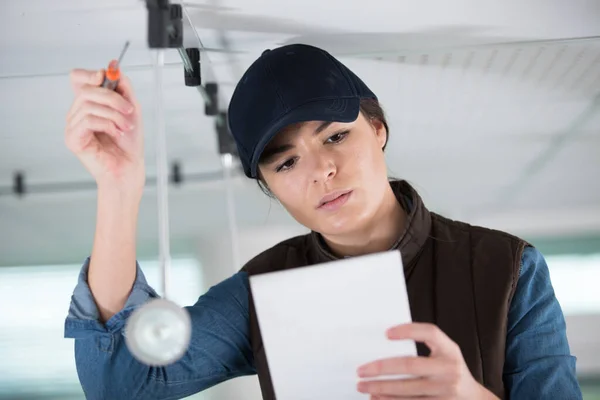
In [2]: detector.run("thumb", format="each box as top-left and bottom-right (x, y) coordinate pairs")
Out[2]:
(70, 68), (104, 92)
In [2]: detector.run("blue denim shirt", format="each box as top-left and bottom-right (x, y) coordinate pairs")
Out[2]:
(64, 246), (582, 400)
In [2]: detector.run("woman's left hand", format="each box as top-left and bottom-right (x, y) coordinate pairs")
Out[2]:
(356, 323), (499, 399)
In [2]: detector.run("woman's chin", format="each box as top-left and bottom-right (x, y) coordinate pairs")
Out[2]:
(315, 211), (366, 237)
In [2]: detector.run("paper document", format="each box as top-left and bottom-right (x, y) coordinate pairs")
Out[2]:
(248, 250), (416, 400)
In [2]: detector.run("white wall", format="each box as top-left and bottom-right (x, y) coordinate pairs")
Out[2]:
(566, 314), (600, 377)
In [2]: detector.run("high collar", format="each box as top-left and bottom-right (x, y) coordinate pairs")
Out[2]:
(309, 179), (432, 272)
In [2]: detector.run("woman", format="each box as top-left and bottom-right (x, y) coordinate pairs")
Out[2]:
(64, 44), (581, 399)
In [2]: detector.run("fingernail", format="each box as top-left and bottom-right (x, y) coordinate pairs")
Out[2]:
(357, 365), (368, 377)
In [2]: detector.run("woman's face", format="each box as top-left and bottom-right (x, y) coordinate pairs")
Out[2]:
(258, 112), (389, 236)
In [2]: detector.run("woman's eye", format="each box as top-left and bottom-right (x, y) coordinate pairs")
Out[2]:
(276, 158), (296, 172)
(326, 130), (349, 143)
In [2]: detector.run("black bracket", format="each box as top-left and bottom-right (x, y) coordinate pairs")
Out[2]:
(146, 0), (183, 49)
(171, 161), (183, 185)
(216, 112), (238, 156)
(205, 83), (219, 116)
(184, 48), (201, 87)
(146, 0), (238, 164)
(13, 171), (25, 197)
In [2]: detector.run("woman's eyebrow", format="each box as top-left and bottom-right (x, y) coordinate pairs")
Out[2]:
(260, 121), (336, 165)
(313, 121), (333, 135)
(260, 143), (294, 165)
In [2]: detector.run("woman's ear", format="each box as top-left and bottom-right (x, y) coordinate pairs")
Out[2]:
(371, 118), (387, 149)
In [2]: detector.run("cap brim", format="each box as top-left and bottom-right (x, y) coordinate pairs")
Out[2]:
(249, 97), (360, 178)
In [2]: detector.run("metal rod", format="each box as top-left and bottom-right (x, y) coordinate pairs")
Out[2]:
(195, 84), (211, 106)
(0, 169), (241, 197)
(154, 49), (171, 300)
(221, 153), (241, 272)
(181, 4), (217, 83)
(179, 3), (226, 108)
(176, 47), (194, 74)
(0, 47), (241, 81)
(118, 41), (131, 64)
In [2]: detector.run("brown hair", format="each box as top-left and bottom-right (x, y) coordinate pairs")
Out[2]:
(256, 98), (389, 197)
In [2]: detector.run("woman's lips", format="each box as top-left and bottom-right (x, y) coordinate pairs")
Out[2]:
(317, 190), (353, 211)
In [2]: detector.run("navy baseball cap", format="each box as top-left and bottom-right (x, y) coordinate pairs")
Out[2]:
(227, 43), (378, 178)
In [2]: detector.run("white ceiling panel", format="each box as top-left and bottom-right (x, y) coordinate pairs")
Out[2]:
(509, 139), (600, 209)
(186, 0), (600, 44)
(1, 0), (600, 265)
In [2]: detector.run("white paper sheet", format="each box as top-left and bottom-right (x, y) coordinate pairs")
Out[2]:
(248, 250), (417, 400)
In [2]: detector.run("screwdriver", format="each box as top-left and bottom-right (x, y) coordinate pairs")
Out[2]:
(102, 41), (130, 90)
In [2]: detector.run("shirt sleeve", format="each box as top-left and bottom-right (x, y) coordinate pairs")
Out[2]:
(65, 257), (159, 329)
(64, 257), (255, 400)
(503, 246), (583, 399)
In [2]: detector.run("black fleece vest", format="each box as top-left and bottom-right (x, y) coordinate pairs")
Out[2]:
(241, 180), (528, 400)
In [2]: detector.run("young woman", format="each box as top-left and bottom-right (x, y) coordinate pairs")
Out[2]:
(64, 43), (582, 399)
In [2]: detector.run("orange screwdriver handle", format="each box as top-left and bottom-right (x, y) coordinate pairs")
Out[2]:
(101, 60), (121, 90)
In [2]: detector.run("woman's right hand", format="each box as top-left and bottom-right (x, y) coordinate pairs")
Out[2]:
(65, 69), (145, 193)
